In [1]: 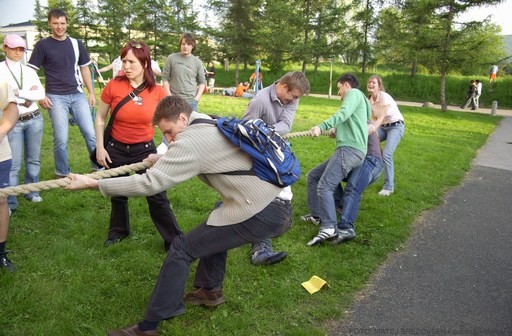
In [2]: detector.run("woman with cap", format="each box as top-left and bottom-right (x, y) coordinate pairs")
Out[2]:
(0, 34), (45, 213)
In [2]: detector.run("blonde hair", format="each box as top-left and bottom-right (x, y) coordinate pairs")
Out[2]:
(368, 75), (386, 96)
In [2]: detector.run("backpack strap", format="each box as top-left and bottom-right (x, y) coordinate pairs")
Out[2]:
(190, 117), (256, 177)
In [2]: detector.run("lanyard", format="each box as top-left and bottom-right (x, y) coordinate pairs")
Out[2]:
(5, 61), (23, 90)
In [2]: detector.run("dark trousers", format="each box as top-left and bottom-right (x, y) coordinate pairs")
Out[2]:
(106, 138), (182, 247)
(144, 198), (292, 321)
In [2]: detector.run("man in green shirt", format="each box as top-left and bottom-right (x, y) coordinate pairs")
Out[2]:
(305, 73), (371, 246)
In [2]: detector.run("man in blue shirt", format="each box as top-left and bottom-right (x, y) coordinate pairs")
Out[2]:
(29, 8), (99, 177)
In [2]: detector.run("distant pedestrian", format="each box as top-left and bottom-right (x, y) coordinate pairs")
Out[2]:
(461, 79), (476, 110)
(474, 80), (483, 109)
(489, 64), (498, 83)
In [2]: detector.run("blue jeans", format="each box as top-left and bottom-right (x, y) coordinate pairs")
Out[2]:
(338, 155), (383, 230)
(47, 93), (97, 176)
(7, 113), (44, 210)
(143, 198), (291, 321)
(377, 123), (404, 191)
(307, 146), (364, 230)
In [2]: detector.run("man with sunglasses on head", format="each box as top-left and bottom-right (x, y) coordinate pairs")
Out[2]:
(242, 71), (310, 265)
(161, 33), (206, 112)
(28, 8), (99, 178)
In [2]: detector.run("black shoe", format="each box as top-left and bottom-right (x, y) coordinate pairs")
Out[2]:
(104, 235), (127, 247)
(0, 252), (16, 272)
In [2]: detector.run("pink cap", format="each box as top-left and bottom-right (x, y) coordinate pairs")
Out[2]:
(3, 34), (26, 49)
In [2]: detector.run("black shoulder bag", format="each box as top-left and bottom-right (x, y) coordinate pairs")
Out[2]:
(90, 83), (146, 167)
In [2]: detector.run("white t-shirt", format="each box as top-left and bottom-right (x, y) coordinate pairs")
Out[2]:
(370, 91), (404, 125)
(0, 81), (16, 161)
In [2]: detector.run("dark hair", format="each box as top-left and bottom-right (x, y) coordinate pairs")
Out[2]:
(279, 71), (311, 95)
(48, 8), (67, 22)
(153, 96), (192, 125)
(337, 73), (360, 89)
(117, 41), (156, 89)
(179, 32), (196, 52)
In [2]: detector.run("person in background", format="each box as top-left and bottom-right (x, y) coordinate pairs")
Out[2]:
(28, 8), (99, 178)
(162, 32), (206, 111)
(94, 41), (182, 250)
(99, 56), (162, 80)
(249, 71), (263, 91)
(65, 95), (291, 335)
(474, 79), (483, 110)
(0, 34), (46, 214)
(243, 71), (310, 265)
(223, 82), (253, 98)
(366, 75), (404, 197)
(461, 79), (476, 110)
(0, 81), (20, 272)
(205, 62), (215, 93)
(489, 64), (498, 83)
(304, 73), (370, 246)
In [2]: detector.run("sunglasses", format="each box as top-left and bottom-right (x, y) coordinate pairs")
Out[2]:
(128, 42), (143, 49)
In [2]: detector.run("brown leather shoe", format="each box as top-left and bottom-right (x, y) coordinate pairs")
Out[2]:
(183, 287), (225, 307)
(107, 324), (158, 336)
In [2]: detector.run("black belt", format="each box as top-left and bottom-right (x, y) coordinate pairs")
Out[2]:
(107, 139), (155, 150)
(274, 197), (291, 205)
(19, 110), (41, 122)
(382, 120), (403, 127)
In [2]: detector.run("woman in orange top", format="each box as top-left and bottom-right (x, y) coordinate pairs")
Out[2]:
(94, 41), (182, 249)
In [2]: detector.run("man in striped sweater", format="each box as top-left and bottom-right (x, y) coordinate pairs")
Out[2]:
(66, 96), (292, 336)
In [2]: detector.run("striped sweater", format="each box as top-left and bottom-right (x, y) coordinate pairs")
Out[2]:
(98, 112), (283, 226)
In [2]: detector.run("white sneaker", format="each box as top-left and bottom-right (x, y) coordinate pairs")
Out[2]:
(28, 195), (43, 202)
(307, 228), (337, 246)
(378, 189), (393, 196)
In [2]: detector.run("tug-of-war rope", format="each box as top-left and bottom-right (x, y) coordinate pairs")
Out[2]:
(0, 130), (326, 198)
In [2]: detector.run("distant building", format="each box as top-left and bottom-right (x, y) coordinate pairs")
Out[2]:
(1, 21), (39, 63)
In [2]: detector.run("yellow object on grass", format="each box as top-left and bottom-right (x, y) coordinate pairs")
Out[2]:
(301, 276), (329, 294)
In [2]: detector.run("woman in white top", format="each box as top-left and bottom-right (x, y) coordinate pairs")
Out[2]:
(367, 75), (405, 196)
(0, 34), (46, 212)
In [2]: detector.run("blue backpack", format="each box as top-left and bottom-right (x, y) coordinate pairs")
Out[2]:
(192, 116), (301, 187)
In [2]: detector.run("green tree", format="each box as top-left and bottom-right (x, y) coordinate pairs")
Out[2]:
(95, 0), (131, 63)
(74, 0), (97, 49)
(208, 0), (262, 84)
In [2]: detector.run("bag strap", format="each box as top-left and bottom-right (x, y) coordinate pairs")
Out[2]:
(103, 82), (146, 145)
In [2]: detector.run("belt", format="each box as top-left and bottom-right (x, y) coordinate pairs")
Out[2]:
(274, 197), (291, 205)
(19, 110), (41, 122)
(108, 139), (155, 150)
(382, 120), (403, 127)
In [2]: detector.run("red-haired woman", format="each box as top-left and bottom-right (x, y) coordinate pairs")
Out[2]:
(94, 41), (181, 249)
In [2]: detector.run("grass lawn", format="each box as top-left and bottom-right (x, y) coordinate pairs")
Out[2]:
(1, 94), (501, 336)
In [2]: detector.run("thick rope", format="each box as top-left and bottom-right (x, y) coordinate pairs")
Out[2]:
(0, 160), (153, 198)
(0, 130), (327, 198)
